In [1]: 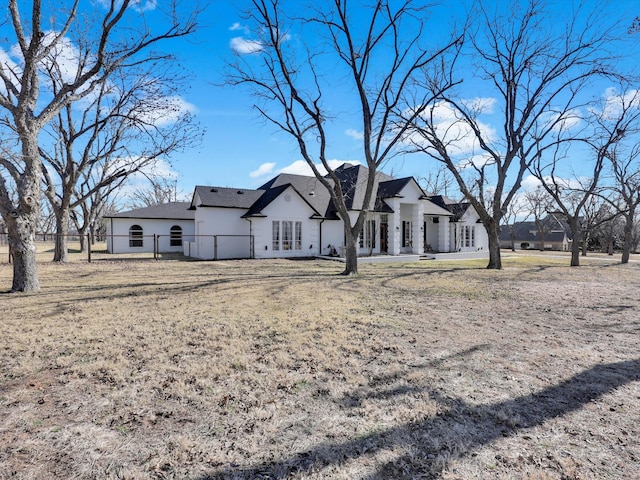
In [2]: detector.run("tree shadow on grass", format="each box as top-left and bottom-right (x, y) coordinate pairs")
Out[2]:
(197, 357), (640, 479)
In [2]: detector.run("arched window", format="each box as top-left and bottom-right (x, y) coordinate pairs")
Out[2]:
(170, 225), (183, 247)
(129, 225), (143, 247)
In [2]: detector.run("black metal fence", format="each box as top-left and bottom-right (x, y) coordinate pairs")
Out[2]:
(0, 233), (255, 263)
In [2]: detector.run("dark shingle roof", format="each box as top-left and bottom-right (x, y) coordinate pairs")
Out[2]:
(428, 195), (470, 220)
(192, 186), (264, 209)
(106, 202), (194, 220)
(191, 163), (457, 220)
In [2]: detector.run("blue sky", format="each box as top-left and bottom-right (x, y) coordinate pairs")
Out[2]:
(162, 0), (640, 198)
(155, 0), (471, 192)
(3, 0), (640, 203)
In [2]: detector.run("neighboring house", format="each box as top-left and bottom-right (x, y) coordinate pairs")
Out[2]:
(104, 163), (489, 259)
(499, 214), (572, 251)
(104, 202), (195, 254)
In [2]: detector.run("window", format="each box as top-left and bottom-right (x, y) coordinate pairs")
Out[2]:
(170, 225), (182, 247)
(402, 221), (412, 247)
(295, 222), (302, 250)
(282, 221), (293, 250)
(272, 221), (280, 250)
(129, 225), (143, 247)
(464, 225), (475, 247)
(273, 221), (302, 251)
(366, 219), (376, 248)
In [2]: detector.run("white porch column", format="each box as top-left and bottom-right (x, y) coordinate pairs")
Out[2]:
(413, 203), (424, 254)
(439, 217), (450, 252)
(388, 198), (401, 255)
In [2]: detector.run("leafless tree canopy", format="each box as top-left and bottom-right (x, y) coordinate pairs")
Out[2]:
(227, 0), (462, 274)
(404, 0), (631, 269)
(0, 0), (199, 291)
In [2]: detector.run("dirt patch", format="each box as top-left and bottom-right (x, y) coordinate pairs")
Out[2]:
(1, 255), (638, 479)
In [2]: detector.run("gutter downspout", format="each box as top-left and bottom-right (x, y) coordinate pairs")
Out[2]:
(319, 218), (325, 256)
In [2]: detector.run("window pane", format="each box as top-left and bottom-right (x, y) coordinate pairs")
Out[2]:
(272, 221), (280, 250)
(129, 225), (143, 248)
(170, 225), (182, 246)
(283, 221), (292, 250)
(295, 221), (302, 250)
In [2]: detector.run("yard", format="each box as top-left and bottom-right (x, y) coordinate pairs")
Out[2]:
(1, 254), (639, 479)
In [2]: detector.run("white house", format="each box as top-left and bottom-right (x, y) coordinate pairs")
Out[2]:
(105, 202), (195, 254)
(104, 163), (488, 259)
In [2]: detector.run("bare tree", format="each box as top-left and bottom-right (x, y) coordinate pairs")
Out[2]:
(523, 186), (555, 251)
(404, 0), (628, 269)
(532, 84), (640, 266)
(0, 0), (198, 291)
(72, 167), (126, 252)
(40, 58), (199, 262)
(417, 165), (457, 196)
(126, 176), (184, 209)
(227, 0), (462, 275)
(500, 194), (530, 252)
(590, 89), (640, 263)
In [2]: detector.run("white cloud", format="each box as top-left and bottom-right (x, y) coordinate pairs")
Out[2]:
(229, 22), (250, 35)
(345, 129), (364, 140)
(597, 87), (640, 119)
(230, 37), (263, 54)
(521, 174), (542, 191)
(408, 101), (498, 157)
(131, 0), (157, 12)
(277, 159), (362, 176)
(456, 152), (496, 171)
(459, 97), (497, 114)
(95, 0), (156, 12)
(249, 159), (364, 179)
(139, 96), (197, 127)
(544, 108), (583, 132)
(249, 162), (276, 178)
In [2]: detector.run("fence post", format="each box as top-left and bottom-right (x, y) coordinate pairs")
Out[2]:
(87, 234), (92, 263)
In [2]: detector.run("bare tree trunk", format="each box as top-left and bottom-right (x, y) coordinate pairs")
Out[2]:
(78, 230), (87, 253)
(7, 210), (40, 292)
(566, 218), (580, 266)
(621, 210), (634, 264)
(570, 240), (581, 266)
(581, 232), (588, 257)
(5, 139), (42, 291)
(342, 226), (358, 275)
(486, 221), (502, 269)
(53, 207), (70, 262)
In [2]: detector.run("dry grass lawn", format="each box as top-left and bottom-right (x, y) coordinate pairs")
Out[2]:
(1, 252), (639, 479)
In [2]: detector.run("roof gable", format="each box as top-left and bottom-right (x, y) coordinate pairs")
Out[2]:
(242, 184), (322, 218)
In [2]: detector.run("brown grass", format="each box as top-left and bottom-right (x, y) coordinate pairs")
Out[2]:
(1, 253), (639, 479)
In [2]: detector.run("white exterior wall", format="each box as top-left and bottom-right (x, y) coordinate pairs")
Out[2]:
(458, 208), (489, 252)
(253, 187), (321, 259)
(193, 207), (251, 259)
(321, 220), (344, 255)
(106, 218), (195, 254)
